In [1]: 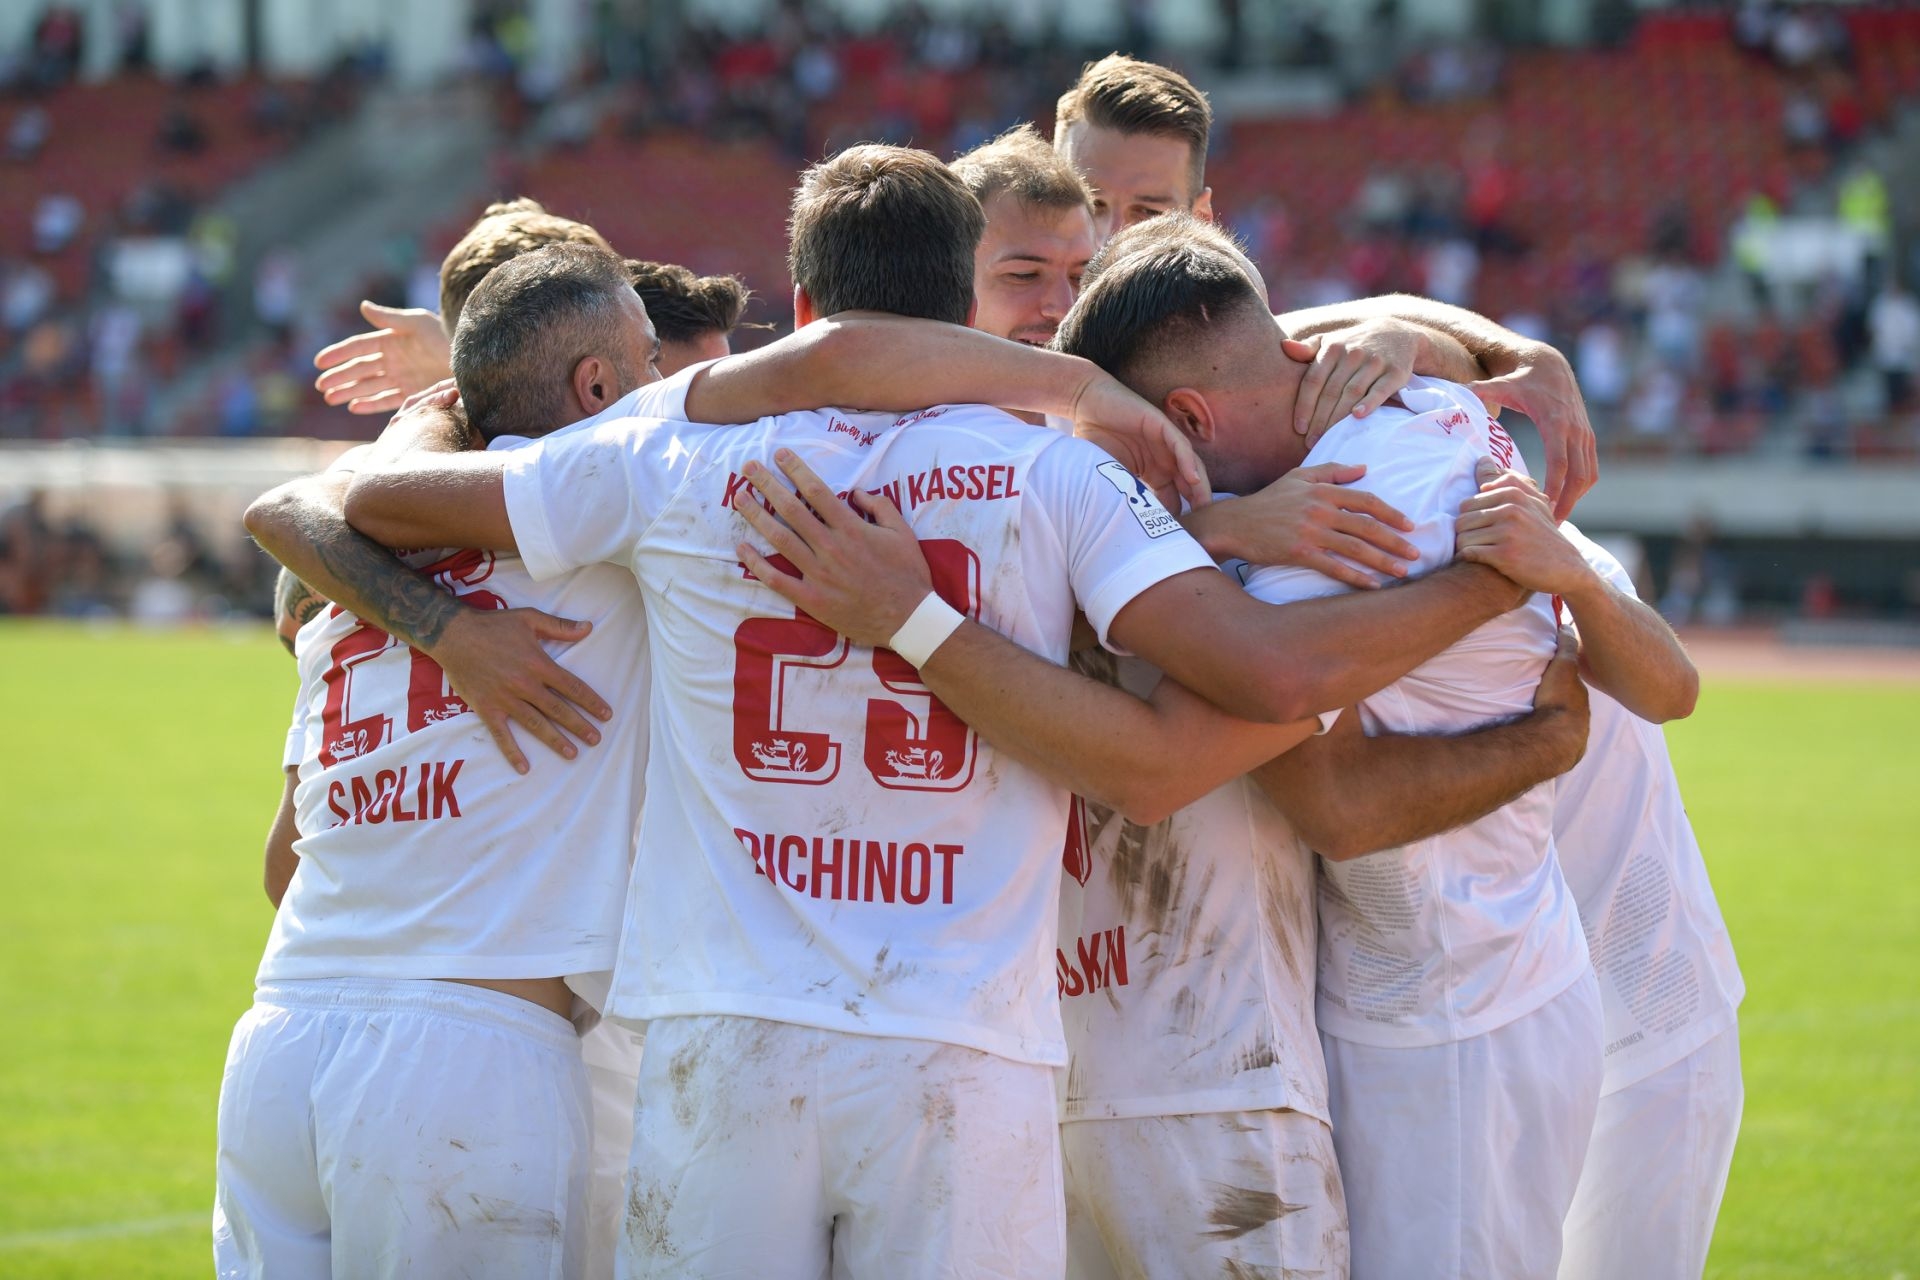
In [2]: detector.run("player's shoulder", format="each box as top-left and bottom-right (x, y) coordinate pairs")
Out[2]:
(1307, 376), (1493, 470)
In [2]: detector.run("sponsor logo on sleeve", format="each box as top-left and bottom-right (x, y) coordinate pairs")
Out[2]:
(1094, 461), (1181, 539)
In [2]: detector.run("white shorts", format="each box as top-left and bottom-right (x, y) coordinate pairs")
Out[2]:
(213, 978), (591, 1280)
(1062, 1109), (1349, 1280)
(618, 1014), (1063, 1280)
(1323, 969), (1604, 1280)
(582, 1018), (645, 1280)
(1559, 1022), (1743, 1280)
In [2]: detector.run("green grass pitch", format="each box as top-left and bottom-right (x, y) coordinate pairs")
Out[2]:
(0, 621), (1913, 1277)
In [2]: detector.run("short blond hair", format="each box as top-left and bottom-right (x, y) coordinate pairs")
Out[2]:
(1054, 54), (1212, 193)
(952, 124), (1093, 214)
(439, 198), (613, 332)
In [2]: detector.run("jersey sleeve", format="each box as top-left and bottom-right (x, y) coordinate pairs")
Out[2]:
(622, 360), (716, 422)
(1024, 437), (1216, 648)
(499, 417), (681, 580)
(1560, 521), (1637, 596)
(282, 681), (309, 770)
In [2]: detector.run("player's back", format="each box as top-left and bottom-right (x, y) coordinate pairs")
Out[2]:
(1239, 376), (1586, 1048)
(500, 401), (1209, 1066)
(1552, 525), (1743, 1091)
(1058, 649), (1327, 1125)
(266, 535), (648, 997)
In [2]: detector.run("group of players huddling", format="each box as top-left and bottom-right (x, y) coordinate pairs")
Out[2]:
(219, 53), (1746, 1280)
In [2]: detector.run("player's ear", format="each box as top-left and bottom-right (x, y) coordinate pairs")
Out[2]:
(571, 355), (610, 415)
(1162, 388), (1216, 443)
(793, 287), (817, 329)
(1192, 187), (1215, 224)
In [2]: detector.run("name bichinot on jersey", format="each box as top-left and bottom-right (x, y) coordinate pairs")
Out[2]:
(324, 759), (465, 827)
(721, 463), (1021, 521)
(735, 828), (966, 906)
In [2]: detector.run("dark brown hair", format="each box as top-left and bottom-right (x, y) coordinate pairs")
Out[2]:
(439, 198), (613, 332)
(788, 144), (984, 325)
(625, 259), (753, 343)
(1054, 55), (1213, 193)
(951, 124), (1093, 214)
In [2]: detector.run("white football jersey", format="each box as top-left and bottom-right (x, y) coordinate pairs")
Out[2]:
(1555, 524), (1744, 1094)
(1242, 376), (1589, 1048)
(1056, 649), (1326, 1124)
(264, 522), (647, 995)
(500, 403), (1213, 1066)
(261, 371), (713, 997)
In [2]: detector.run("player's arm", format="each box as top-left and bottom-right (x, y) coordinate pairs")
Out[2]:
(1454, 462), (1698, 722)
(730, 455), (1316, 823)
(249, 395), (610, 771)
(683, 313), (1205, 506)
(1254, 631), (1591, 860)
(1278, 294), (1596, 518)
(1109, 558), (1526, 726)
(273, 566), (328, 655)
(263, 765), (300, 907)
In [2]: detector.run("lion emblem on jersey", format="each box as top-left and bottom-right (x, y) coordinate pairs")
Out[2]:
(882, 746), (945, 780)
(326, 728), (372, 761)
(418, 698), (467, 725)
(750, 737), (810, 772)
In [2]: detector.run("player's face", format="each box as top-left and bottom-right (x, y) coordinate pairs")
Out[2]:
(971, 193), (1098, 348)
(659, 329), (731, 377)
(619, 289), (665, 389)
(1057, 122), (1210, 242)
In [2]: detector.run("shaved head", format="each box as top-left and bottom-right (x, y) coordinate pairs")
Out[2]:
(1055, 231), (1271, 406)
(1056, 218), (1306, 493)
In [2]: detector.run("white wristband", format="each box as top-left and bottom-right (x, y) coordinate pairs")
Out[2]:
(887, 592), (965, 668)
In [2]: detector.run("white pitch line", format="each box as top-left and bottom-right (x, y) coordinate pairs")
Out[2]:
(0, 1212), (204, 1250)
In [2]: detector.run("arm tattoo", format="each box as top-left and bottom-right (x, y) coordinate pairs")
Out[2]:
(288, 497), (463, 651)
(274, 568), (329, 650)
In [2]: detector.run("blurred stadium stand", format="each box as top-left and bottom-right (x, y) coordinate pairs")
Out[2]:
(2, 0), (1918, 628)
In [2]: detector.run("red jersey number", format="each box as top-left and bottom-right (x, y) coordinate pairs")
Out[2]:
(733, 539), (980, 791)
(316, 550), (506, 766)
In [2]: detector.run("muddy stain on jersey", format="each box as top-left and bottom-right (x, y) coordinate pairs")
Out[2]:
(1202, 1183), (1305, 1241)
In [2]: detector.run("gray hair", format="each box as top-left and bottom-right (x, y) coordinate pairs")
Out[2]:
(451, 242), (638, 440)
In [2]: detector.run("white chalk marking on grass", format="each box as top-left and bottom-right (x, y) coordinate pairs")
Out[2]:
(0, 1212), (203, 1250)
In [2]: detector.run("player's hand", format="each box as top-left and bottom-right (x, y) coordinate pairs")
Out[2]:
(732, 450), (933, 648)
(314, 300), (455, 416)
(1528, 628), (1590, 775)
(424, 607), (612, 775)
(1462, 340), (1596, 521)
(1455, 459), (1598, 598)
(1283, 319), (1420, 445)
(1068, 371), (1210, 512)
(367, 382), (471, 461)
(1186, 463), (1418, 589)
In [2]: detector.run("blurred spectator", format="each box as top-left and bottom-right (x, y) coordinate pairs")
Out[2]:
(1575, 318), (1632, 428)
(1868, 282), (1920, 414)
(252, 250), (300, 343)
(157, 101), (209, 155)
(49, 523), (115, 618)
(3, 262), (54, 334)
(7, 105), (50, 162)
(128, 539), (198, 626)
(32, 194), (84, 255)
